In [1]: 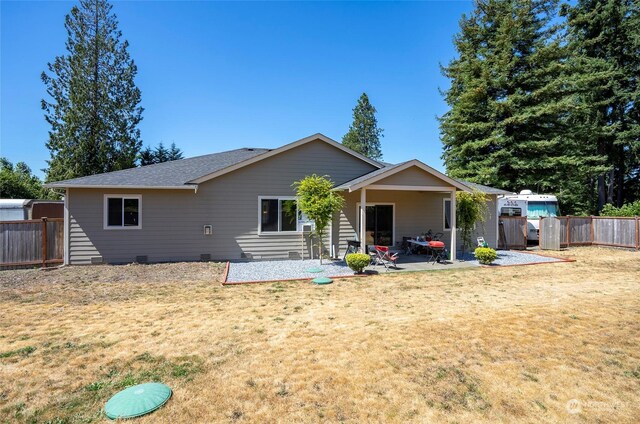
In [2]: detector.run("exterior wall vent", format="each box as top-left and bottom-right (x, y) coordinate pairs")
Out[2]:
(200, 253), (211, 261)
(90, 256), (103, 265)
(135, 255), (148, 264)
(288, 251), (301, 260)
(240, 252), (253, 260)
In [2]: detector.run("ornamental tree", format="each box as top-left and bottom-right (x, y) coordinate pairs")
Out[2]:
(292, 174), (345, 264)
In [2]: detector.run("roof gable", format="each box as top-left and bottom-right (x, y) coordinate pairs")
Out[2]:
(335, 160), (471, 192)
(187, 133), (383, 184)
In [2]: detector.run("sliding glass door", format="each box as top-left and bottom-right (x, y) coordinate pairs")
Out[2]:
(364, 205), (393, 246)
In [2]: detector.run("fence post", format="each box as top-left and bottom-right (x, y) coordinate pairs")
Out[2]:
(41, 217), (48, 268)
(590, 216), (595, 245)
(566, 216), (571, 247)
(636, 217), (639, 250)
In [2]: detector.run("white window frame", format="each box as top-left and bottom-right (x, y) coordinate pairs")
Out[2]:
(103, 194), (142, 230)
(443, 198), (451, 231)
(258, 196), (301, 235)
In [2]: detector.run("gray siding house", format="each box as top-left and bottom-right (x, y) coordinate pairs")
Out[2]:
(46, 134), (508, 265)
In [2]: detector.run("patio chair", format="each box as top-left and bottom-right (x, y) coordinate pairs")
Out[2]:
(343, 239), (361, 261)
(373, 245), (399, 271)
(477, 237), (488, 247)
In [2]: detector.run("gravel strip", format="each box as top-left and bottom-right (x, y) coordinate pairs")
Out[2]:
(226, 259), (355, 282)
(459, 250), (566, 266)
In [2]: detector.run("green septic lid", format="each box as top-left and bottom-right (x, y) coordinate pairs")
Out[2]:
(307, 267), (324, 273)
(104, 382), (172, 420)
(312, 277), (333, 285)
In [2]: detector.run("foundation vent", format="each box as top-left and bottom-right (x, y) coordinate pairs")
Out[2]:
(200, 254), (211, 262)
(90, 256), (103, 265)
(135, 255), (148, 264)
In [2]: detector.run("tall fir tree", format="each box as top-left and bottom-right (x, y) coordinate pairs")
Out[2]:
(562, 0), (640, 210)
(440, 0), (607, 214)
(42, 0), (143, 182)
(342, 93), (384, 160)
(139, 142), (184, 166)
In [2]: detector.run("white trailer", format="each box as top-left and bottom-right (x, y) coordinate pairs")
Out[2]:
(498, 190), (560, 242)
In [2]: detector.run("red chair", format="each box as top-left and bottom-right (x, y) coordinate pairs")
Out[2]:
(373, 245), (398, 271)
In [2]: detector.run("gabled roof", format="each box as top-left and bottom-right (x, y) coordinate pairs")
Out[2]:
(45, 133), (383, 190)
(187, 133), (383, 184)
(334, 159), (472, 192)
(45, 148), (270, 189)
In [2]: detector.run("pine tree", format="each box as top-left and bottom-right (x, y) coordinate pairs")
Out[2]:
(342, 93), (384, 160)
(562, 0), (640, 210)
(139, 142), (184, 165)
(440, 0), (607, 214)
(167, 143), (184, 161)
(42, 0), (143, 182)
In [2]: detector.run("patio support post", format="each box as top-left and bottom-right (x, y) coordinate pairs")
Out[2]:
(450, 190), (457, 261)
(360, 188), (367, 253)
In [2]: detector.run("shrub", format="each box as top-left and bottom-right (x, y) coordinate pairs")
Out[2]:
(345, 253), (371, 274)
(601, 201), (640, 217)
(474, 247), (497, 265)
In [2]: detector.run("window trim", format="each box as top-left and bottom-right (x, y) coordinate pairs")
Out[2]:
(257, 196), (301, 235)
(103, 194), (142, 230)
(443, 198), (451, 231)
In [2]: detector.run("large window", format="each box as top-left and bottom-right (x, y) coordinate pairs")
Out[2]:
(104, 195), (141, 229)
(443, 198), (451, 230)
(259, 197), (298, 233)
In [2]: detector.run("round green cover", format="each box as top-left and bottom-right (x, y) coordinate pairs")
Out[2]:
(312, 277), (333, 285)
(307, 267), (324, 273)
(104, 382), (172, 420)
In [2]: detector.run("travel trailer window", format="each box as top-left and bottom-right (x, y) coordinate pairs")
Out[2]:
(527, 201), (558, 219)
(500, 207), (522, 217)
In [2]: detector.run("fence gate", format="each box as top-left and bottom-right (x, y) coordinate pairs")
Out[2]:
(539, 217), (561, 250)
(498, 217), (527, 249)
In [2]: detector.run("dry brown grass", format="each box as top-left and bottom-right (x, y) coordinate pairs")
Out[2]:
(1, 247), (639, 423)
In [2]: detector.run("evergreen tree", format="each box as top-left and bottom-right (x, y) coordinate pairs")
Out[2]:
(139, 142), (184, 165)
(167, 142), (184, 161)
(42, 0), (143, 182)
(562, 0), (640, 210)
(440, 0), (607, 214)
(342, 93), (384, 160)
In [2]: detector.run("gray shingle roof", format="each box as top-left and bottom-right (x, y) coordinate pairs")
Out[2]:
(45, 148), (271, 188)
(459, 181), (512, 195)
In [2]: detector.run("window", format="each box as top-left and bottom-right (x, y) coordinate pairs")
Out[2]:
(500, 207), (522, 217)
(104, 195), (141, 229)
(443, 198), (451, 230)
(259, 197), (299, 233)
(527, 201), (559, 219)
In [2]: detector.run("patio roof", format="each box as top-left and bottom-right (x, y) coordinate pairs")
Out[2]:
(333, 159), (471, 192)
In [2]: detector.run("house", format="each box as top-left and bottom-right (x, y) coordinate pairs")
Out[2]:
(45, 134), (509, 265)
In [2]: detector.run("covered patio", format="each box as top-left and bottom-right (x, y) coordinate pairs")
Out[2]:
(332, 160), (473, 261)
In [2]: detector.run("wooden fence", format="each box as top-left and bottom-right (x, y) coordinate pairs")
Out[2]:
(498, 217), (528, 250)
(540, 216), (640, 250)
(0, 218), (64, 268)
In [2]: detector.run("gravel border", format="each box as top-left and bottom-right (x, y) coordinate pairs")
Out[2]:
(226, 259), (355, 283)
(226, 250), (567, 283)
(459, 250), (567, 266)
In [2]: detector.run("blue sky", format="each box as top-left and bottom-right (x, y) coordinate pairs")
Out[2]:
(1, 1), (473, 178)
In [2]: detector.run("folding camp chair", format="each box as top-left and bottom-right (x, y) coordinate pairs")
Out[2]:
(373, 245), (398, 271)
